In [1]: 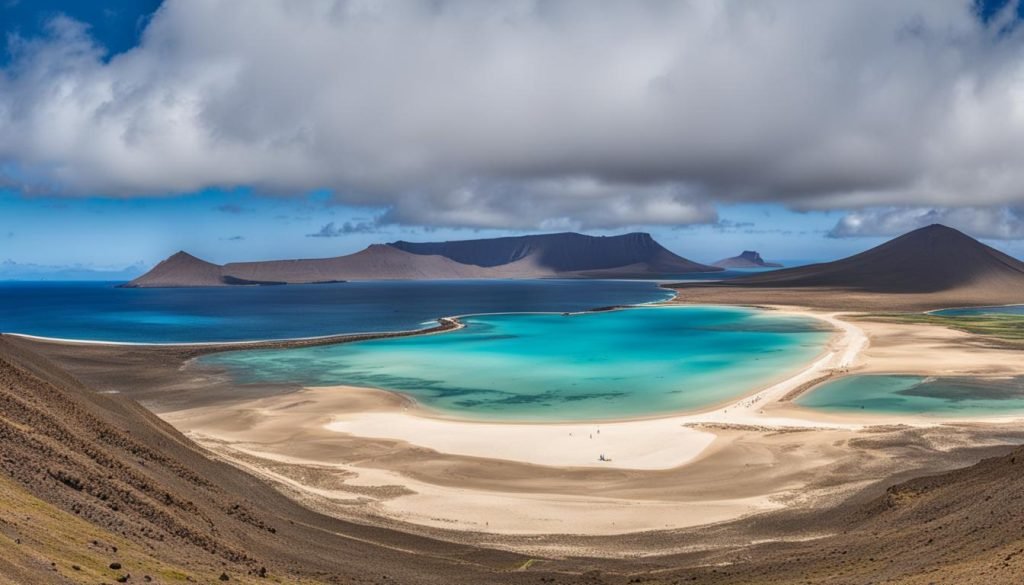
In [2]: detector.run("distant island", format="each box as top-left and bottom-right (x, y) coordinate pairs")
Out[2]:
(123, 232), (722, 287)
(713, 250), (783, 269)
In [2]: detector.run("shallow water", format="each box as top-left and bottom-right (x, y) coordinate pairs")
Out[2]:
(203, 306), (831, 421)
(0, 279), (673, 343)
(933, 305), (1024, 316)
(797, 374), (1024, 416)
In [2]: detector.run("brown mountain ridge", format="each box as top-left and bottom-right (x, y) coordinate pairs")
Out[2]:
(123, 232), (721, 287)
(674, 224), (1024, 310)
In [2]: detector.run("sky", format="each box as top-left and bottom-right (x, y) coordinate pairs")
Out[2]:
(3, 0), (1024, 276)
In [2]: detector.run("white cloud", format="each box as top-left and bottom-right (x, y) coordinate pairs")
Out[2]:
(829, 206), (1024, 239)
(378, 178), (718, 229)
(307, 220), (379, 237)
(2, 1), (1024, 230)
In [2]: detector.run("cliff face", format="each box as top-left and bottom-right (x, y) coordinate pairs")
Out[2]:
(713, 251), (783, 269)
(125, 232), (720, 287)
(729, 224), (1024, 294)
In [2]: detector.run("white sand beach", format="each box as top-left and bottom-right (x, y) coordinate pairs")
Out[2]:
(162, 307), (1024, 540)
(320, 310), (868, 470)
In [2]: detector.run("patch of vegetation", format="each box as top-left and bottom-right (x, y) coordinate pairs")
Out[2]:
(515, 558), (542, 571)
(857, 313), (1024, 343)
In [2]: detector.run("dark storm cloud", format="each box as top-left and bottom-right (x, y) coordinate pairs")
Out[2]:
(2, 1), (1024, 230)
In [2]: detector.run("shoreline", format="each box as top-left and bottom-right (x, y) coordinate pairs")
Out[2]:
(13, 295), (1024, 540)
(2, 316), (465, 352)
(310, 309), (875, 470)
(0, 281), (679, 348)
(170, 307), (868, 475)
(925, 301), (1024, 314)
(319, 304), (842, 428)
(165, 305), (1024, 458)
(15, 297), (1023, 430)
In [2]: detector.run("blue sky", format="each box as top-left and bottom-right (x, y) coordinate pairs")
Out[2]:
(0, 0), (159, 65)
(3, 1), (1024, 276)
(0, 188), (860, 268)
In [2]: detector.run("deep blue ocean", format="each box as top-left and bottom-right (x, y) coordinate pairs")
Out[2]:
(0, 280), (674, 343)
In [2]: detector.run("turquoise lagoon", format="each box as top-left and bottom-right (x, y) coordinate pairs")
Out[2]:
(202, 306), (831, 421)
(797, 374), (1024, 416)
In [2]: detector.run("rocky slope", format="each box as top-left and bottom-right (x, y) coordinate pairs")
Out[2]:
(0, 335), (529, 584)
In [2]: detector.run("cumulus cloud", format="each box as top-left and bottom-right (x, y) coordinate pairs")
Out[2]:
(307, 220), (378, 237)
(377, 178), (717, 230)
(2, 1), (1024, 229)
(828, 207), (1024, 239)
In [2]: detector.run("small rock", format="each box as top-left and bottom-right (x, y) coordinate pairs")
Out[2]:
(219, 572), (230, 581)
(109, 562), (122, 570)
